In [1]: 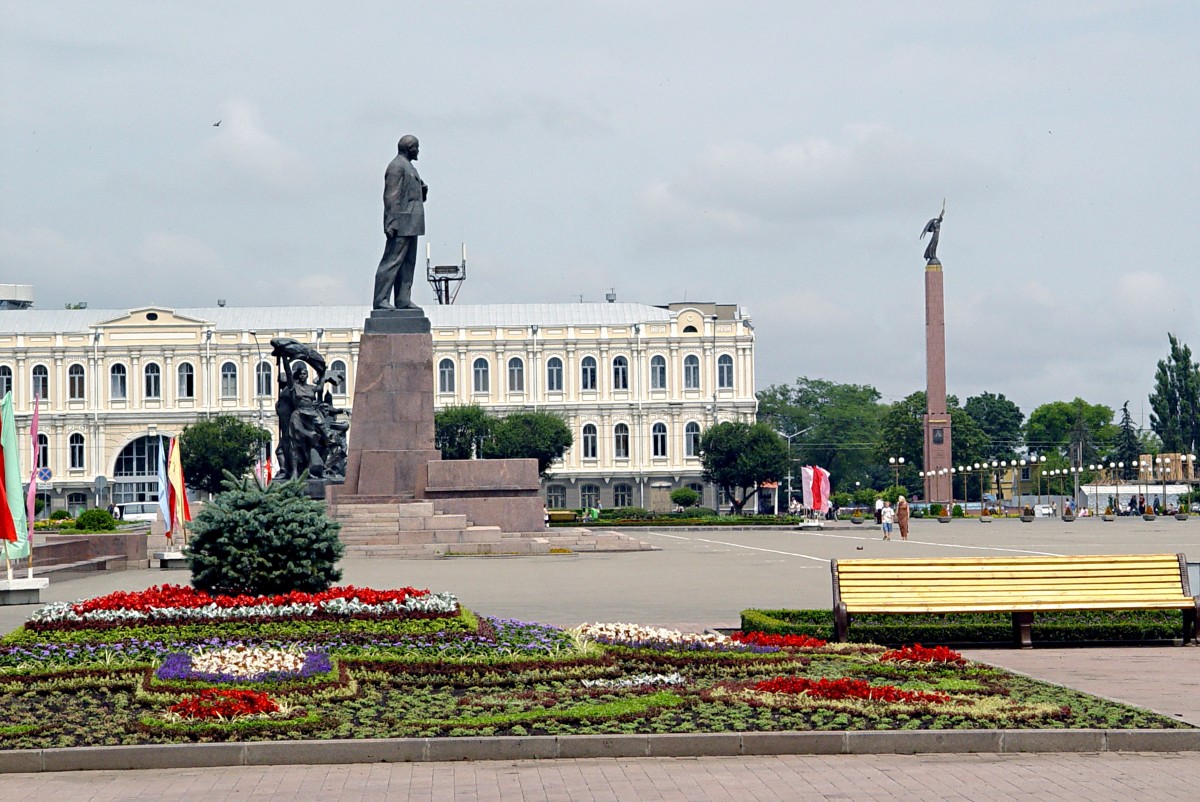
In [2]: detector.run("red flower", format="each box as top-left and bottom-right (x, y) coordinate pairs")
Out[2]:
(73, 584), (431, 615)
(731, 631), (827, 649)
(879, 644), (966, 666)
(168, 688), (279, 720)
(752, 676), (951, 704)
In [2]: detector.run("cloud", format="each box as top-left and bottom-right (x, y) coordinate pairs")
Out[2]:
(202, 98), (315, 193)
(635, 126), (1001, 248)
(138, 231), (224, 274)
(0, 226), (97, 274)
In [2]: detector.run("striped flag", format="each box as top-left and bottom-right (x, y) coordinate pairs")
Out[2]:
(0, 392), (31, 560)
(156, 435), (170, 528)
(800, 465), (832, 514)
(166, 436), (191, 539)
(25, 395), (39, 550)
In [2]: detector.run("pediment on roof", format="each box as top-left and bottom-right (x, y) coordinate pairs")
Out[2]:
(96, 307), (214, 328)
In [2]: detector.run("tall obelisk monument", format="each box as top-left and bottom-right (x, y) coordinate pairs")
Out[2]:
(920, 205), (952, 507)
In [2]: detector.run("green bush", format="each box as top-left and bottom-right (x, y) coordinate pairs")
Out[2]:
(670, 487), (701, 508)
(185, 475), (344, 596)
(49, 509), (72, 521)
(929, 503), (944, 516)
(739, 608), (1184, 645)
(602, 506), (651, 520)
(74, 509), (116, 531)
(951, 504), (964, 518)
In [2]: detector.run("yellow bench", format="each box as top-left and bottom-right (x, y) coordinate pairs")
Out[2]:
(831, 553), (1199, 647)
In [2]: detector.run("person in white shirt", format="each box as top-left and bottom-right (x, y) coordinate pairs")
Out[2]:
(874, 497), (884, 525)
(881, 501), (895, 541)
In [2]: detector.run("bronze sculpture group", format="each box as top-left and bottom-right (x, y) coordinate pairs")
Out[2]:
(270, 337), (349, 482)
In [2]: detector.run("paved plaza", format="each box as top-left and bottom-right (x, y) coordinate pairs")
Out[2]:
(2, 516), (1198, 799)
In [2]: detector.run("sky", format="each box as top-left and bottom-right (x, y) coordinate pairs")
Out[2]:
(2, 1), (1198, 427)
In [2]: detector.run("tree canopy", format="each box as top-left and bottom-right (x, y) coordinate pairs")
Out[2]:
(963, 391), (1024, 461)
(434, 404), (494, 460)
(179, 416), (270, 495)
(875, 391), (989, 499)
(1025, 398), (1115, 464)
(699, 421), (790, 514)
(1148, 333), (1200, 454)
(483, 411), (573, 477)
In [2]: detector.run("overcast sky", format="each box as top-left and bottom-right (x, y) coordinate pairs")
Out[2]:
(3, 1), (1197, 426)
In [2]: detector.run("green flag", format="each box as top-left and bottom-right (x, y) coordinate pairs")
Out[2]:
(1, 392), (30, 561)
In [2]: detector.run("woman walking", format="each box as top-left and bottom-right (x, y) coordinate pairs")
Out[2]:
(896, 495), (910, 541)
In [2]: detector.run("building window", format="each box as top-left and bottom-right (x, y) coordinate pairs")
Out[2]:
(580, 356), (597, 391)
(614, 483), (633, 507)
(177, 362), (195, 399)
(580, 484), (600, 509)
(546, 357), (563, 392)
(685, 422), (701, 457)
(220, 362), (238, 398)
(718, 354), (734, 389)
(438, 359), (455, 393)
(683, 355), (700, 389)
(650, 355), (667, 390)
(255, 362), (272, 397)
(507, 357), (525, 392)
(110, 364), (128, 400)
(581, 423), (598, 459)
(687, 482), (706, 505)
(0, 365), (11, 396)
(36, 433), (49, 469)
(683, 325), (699, 333)
(69, 433), (85, 470)
(31, 364), (49, 400)
(652, 422), (668, 458)
(1021, 467), (1031, 481)
(612, 355), (629, 390)
(114, 435), (162, 479)
(144, 363), (162, 399)
(546, 485), (566, 508)
(68, 364), (86, 400)
(614, 423), (629, 459)
(67, 492), (88, 518)
(329, 360), (347, 394)
(473, 358), (489, 393)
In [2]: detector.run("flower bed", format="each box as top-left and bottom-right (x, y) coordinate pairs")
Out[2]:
(0, 587), (1191, 750)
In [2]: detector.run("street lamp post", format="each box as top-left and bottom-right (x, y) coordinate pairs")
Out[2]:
(888, 456), (905, 490)
(1035, 456), (1047, 506)
(1156, 456), (1171, 512)
(773, 426), (813, 516)
(1017, 459), (1027, 510)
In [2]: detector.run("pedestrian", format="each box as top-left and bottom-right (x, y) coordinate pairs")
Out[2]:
(874, 496), (884, 526)
(896, 495), (910, 541)
(881, 501), (894, 540)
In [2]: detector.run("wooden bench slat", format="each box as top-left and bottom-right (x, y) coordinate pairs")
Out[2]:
(838, 554), (1181, 567)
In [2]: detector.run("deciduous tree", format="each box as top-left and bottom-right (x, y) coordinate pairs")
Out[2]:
(484, 411), (573, 477)
(179, 416), (271, 496)
(699, 422), (790, 515)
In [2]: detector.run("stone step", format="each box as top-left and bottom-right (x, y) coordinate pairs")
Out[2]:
(341, 544), (445, 559)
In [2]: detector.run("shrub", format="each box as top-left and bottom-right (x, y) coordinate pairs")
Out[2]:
(49, 509), (73, 521)
(74, 509), (116, 531)
(951, 504), (964, 518)
(670, 487), (700, 508)
(185, 475), (344, 596)
(929, 503), (944, 517)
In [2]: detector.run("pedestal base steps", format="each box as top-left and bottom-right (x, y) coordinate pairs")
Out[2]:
(330, 499), (655, 559)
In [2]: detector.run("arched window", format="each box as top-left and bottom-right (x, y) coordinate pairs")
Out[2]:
(580, 356), (597, 391)
(438, 359), (455, 394)
(650, 355), (667, 390)
(220, 362), (238, 397)
(329, 360), (347, 394)
(472, 358), (489, 393)
(507, 357), (525, 392)
(685, 422), (702, 457)
(546, 357), (563, 392)
(683, 355), (701, 389)
(144, 363), (162, 399)
(176, 362), (195, 399)
(31, 364), (49, 400)
(683, 325), (699, 333)
(614, 423), (630, 459)
(614, 483), (633, 507)
(112, 435), (164, 504)
(581, 423), (598, 459)
(580, 484), (600, 509)
(110, 364), (127, 400)
(255, 361), (272, 397)
(652, 422), (668, 458)
(67, 492), (88, 518)
(0, 365), (11, 396)
(612, 355), (629, 390)
(69, 433), (85, 470)
(36, 433), (49, 469)
(717, 354), (734, 389)
(68, 364), (86, 400)
(546, 485), (566, 508)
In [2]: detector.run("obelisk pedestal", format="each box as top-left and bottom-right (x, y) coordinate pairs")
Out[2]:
(922, 259), (953, 508)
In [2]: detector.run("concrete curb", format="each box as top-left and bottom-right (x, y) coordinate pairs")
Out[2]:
(4, 729), (1199, 773)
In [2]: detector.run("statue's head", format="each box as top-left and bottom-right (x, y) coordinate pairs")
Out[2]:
(292, 363), (309, 382)
(398, 135), (419, 160)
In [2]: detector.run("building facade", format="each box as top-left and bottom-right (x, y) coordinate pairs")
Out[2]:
(0, 301), (756, 516)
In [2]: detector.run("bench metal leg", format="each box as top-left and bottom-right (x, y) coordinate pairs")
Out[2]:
(834, 602), (849, 642)
(1185, 603), (1198, 645)
(1012, 611), (1034, 649)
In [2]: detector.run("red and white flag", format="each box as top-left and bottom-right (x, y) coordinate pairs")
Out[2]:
(801, 466), (832, 513)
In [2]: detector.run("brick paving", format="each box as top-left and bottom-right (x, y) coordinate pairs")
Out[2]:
(3, 753), (1200, 801)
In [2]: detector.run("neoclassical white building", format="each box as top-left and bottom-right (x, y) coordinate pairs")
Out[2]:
(0, 300), (756, 516)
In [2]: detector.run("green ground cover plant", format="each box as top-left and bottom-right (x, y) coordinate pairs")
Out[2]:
(0, 587), (1189, 751)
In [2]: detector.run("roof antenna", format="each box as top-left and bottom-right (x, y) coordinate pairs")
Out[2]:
(605, 288), (617, 303)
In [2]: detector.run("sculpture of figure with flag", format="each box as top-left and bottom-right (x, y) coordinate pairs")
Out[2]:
(270, 337), (348, 482)
(920, 200), (946, 264)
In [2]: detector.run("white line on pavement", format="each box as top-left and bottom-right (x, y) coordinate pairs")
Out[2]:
(794, 530), (1064, 556)
(640, 532), (830, 563)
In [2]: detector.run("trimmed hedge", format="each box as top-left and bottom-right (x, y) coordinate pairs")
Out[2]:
(740, 608), (1186, 645)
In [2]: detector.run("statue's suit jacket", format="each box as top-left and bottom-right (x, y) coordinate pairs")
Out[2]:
(382, 154), (426, 237)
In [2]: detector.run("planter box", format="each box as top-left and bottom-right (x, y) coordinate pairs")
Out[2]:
(937, 516), (952, 523)
(1102, 514), (1115, 521)
(1062, 515), (1076, 522)
(850, 517), (864, 525)
(1143, 514), (1156, 521)
(979, 516), (992, 523)
(1020, 515), (1034, 522)
(1175, 513), (1189, 521)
